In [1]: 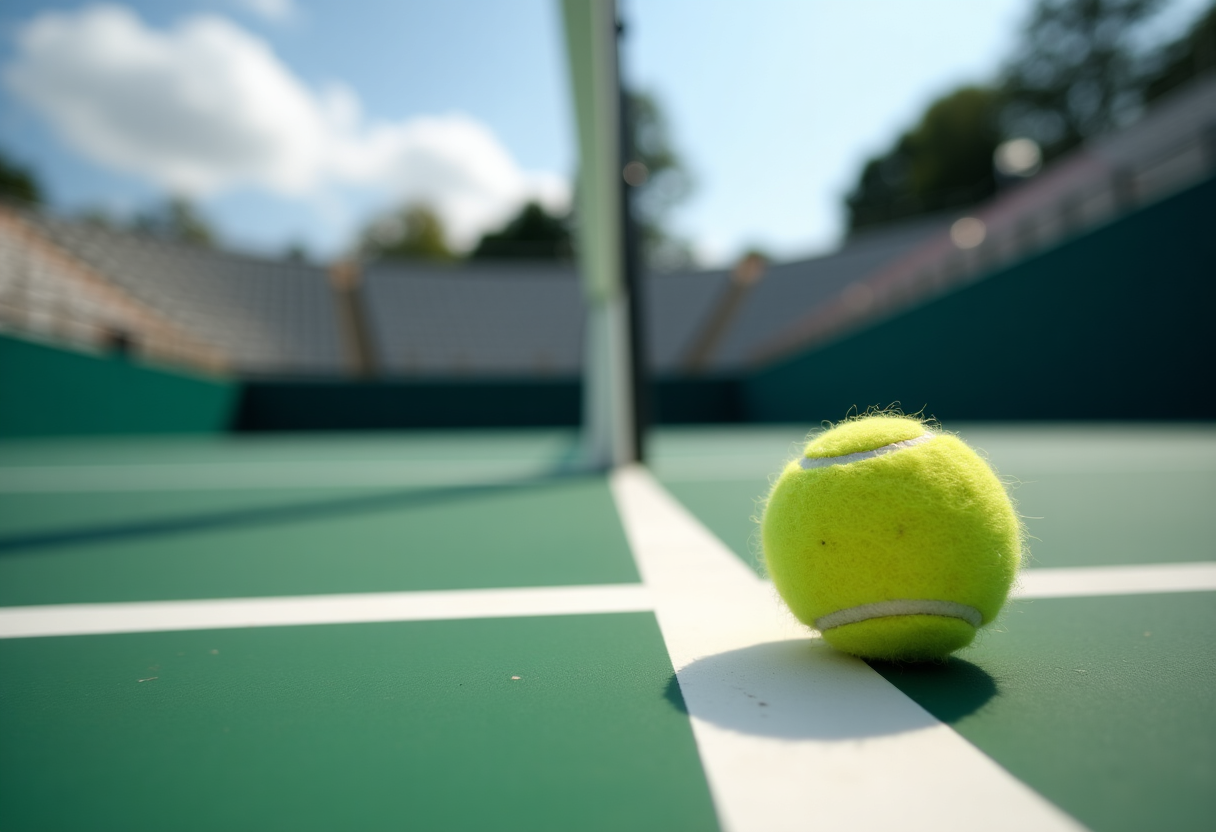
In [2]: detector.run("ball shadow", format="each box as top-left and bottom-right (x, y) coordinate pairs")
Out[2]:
(866, 657), (999, 725)
(662, 639), (998, 740)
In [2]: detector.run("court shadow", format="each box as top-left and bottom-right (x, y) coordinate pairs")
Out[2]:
(866, 656), (999, 725)
(662, 639), (998, 739)
(0, 469), (590, 555)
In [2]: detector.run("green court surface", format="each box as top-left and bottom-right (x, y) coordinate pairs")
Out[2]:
(0, 475), (637, 606)
(1, 616), (716, 832)
(2, 425), (1214, 831)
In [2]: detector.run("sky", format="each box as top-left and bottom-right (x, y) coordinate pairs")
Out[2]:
(0, 0), (1209, 265)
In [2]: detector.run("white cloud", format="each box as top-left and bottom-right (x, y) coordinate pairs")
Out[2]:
(235, 0), (296, 24)
(3, 4), (568, 249)
(331, 114), (569, 247)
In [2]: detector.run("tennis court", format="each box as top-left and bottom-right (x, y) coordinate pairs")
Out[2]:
(2, 423), (1213, 831)
(2, 1), (1214, 829)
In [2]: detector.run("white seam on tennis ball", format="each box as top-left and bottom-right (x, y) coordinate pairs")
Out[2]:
(815, 599), (983, 631)
(799, 432), (936, 470)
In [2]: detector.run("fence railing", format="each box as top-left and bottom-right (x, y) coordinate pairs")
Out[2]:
(0, 208), (229, 375)
(750, 76), (1216, 366)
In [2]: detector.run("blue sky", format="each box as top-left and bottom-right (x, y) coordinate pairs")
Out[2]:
(1, 0), (1208, 265)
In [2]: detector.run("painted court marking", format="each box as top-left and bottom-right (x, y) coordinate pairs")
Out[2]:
(0, 476), (1211, 831)
(0, 584), (652, 639)
(1014, 562), (1216, 598)
(4, 440), (1212, 830)
(654, 431), (1216, 481)
(0, 562), (1211, 640)
(0, 460), (555, 492)
(609, 465), (1085, 832)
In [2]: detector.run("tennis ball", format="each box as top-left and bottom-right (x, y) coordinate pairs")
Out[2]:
(761, 415), (1021, 662)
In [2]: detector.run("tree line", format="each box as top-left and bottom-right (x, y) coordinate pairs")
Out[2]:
(845, 0), (1215, 234)
(358, 90), (694, 269)
(4, 0), (1209, 261)
(0, 87), (692, 269)
(0, 166), (218, 250)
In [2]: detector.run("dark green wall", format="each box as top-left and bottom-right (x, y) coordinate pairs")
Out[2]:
(235, 378), (582, 430)
(4, 176), (1209, 437)
(234, 376), (741, 431)
(0, 335), (237, 438)
(743, 175), (1216, 422)
(0, 333), (736, 437)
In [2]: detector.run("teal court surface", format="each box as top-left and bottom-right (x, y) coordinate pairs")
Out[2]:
(1, 425), (1214, 832)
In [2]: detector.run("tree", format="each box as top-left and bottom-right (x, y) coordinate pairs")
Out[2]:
(76, 206), (120, 229)
(283, 240), (310, 263)
(624, 91), (695, 271)
(470, 201), (572, 260)
(1143, 2), (1216, 103)
(132, 196), (215, 246)
(0, 149), (43, 206)
(846, 87), (1003, 232)
(1001, 0), (1168, 158)
(843, 0), (1189, 233)
(360, 204), (452, 262)
(466, 92), (694, 269)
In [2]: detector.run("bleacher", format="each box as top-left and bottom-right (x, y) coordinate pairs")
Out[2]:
(1, 73), (1211, 423)
(8, 213), (346, 377)
(644, 267), (733, 374)
(362, 261), (583, 377)
(752, 73), (1216, 364)
(704, 218), (949, 371)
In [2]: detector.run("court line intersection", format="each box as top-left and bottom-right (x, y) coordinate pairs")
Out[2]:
(3, 555), (1209, 641)
(3, 461), (1212, 832)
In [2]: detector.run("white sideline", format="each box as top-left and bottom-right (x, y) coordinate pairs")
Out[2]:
(0, 460), (552, 492)
(609, 464), (1085, 832)
(2, 560), (1212, 641)
(1, 562), (1212, 641)
(0, 584), (652, 640)
(1015, 562), (1216, 598)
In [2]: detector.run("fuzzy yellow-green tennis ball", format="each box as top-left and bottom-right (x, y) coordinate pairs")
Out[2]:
(761, 414), (1021, 662)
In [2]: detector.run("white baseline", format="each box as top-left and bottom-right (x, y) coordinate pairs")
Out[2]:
(0, 563), (1212, 641)
(0, 584), (652, 640)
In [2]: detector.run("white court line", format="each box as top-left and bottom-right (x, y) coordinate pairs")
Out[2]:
(1, 563), (1211, 641)
(2, 560), (1211, 642)
(653, 442), (1216, 481)
(1015, 562), (1216, 598)
(11, 441), (1211, 492)
(609, 464), (1085, 832)
(654, 460), (1216, 481)
(0, 460), (555, 492)
(0, 584), (652, 640)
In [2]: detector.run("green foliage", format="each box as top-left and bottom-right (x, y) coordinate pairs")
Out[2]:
(283, 241), (310, 263)
(0, 149), (43, 206)
(847, 87), (1003, 232)
(132, 196), (216, 247)
(467, 91), (694, 269)
(626, 91), (695, 271)
(361, 204), (453, 262)
(76, 206), (120, 229)
(1001, 0), (1168, 157)
(71, 198), (217, 249)
(1144, 3), (1216, 103)
(844, 0), (1211, 233)
(470, 202), (572, 260)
